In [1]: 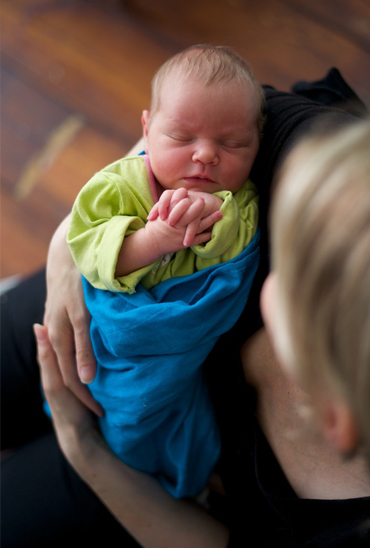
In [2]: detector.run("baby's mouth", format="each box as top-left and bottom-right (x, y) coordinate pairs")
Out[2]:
(184, 176), (215, 184)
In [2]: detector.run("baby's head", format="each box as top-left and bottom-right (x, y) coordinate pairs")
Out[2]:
(142, 45), (265, 194)
(265, 118), (370, 463)
(149, 44), (266, 137)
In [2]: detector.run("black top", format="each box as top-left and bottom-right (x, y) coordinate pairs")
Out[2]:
(204, 69), (370, 547)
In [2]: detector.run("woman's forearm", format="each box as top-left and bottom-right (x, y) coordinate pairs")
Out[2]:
(44, 213), (102, 409)
(74, 432), (229, 548)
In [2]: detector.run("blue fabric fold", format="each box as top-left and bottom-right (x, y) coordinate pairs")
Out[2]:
(72, 230), (259, 497)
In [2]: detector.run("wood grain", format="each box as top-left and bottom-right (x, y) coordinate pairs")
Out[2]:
(1, 0), (369, 277)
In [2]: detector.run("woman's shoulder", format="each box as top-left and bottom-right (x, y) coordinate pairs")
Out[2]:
(252, 69), (365, 192)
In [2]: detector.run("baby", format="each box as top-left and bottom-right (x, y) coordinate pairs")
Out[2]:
(67, 45), (264, 498)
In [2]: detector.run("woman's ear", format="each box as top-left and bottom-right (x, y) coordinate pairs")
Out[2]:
(322, 399), (359, 455)
(260, 272), (277, 339)
(141, 110), (150, 153)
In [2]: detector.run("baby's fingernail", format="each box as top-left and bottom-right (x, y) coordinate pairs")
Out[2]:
(80, 366), (95, 384)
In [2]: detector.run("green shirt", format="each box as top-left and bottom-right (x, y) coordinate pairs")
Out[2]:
(68, 155), (258, 294)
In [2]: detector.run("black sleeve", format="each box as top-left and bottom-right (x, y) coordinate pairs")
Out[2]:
(205, 69), (366, 402)
(224, 68), (366, 349)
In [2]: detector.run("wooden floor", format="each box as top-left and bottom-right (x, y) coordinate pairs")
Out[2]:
(1, 0), (370, 278)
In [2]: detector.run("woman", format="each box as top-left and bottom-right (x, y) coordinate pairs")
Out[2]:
(262, 118), (370, 468)
(2, 70), (370, 547)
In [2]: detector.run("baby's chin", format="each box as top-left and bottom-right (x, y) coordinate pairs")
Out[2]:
(181, 177), (219, 193)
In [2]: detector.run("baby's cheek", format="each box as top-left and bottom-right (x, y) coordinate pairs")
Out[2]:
(161, 150), (186, 177)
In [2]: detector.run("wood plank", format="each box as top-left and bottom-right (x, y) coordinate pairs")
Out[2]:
(118, 0), (370, 101)
(1, 67), (72, 191)
(1, 133), (126, 278)
(283, 0), (370, 53)
(1, 0), (370, 278)
(1, 0), (172, 138)
(3, 0), (370, 108)
(1, 56), (141, 278)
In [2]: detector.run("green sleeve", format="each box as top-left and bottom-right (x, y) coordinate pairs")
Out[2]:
(191, 180), (259, 268)
(67, 157), (157, 292)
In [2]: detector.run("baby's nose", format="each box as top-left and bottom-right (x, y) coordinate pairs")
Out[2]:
(192, 142), (219, 165)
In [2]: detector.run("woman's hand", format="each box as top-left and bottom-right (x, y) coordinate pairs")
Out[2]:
(43, 215), (103, 416)
(34, 323), (102, 467)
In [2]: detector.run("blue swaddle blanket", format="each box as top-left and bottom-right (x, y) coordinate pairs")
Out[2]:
(45, 230), (259, 498)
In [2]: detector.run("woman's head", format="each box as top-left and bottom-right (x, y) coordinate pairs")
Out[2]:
(263, 118), (370, 461)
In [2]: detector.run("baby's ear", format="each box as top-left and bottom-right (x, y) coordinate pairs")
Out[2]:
(141, 110), (150, 140)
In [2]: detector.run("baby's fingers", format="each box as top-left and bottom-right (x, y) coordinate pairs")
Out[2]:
(171, 197), (205, 228)
(168, 187), (188, 209)
(198, 210), (223, 233)
(190, 231), (213, 246)
(184, 210), (223, 247)
(183, 219), (201, 247)
(168, 197), (193, 226)
(150, 188), (189, 221)
(148, 190), (175, 221)
(147, 202), (160, 221)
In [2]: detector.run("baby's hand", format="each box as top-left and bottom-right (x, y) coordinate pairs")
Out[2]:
(186, 190), (223, 219)
(148, 188), (223, 222)
(144, 206), (214, 257)
(147, 188), (223, 247)
(148, 188), (189, 222)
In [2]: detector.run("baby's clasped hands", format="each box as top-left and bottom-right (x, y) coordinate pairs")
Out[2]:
(147, 188), (223, 247)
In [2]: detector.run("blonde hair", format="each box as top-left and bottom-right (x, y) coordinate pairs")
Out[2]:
(150, 44), (266, 137)
(271, 118), (370, 460)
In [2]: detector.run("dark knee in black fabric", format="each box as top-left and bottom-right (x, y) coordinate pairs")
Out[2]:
(1, 269), (51, 449)
(1, 432), (140, 548)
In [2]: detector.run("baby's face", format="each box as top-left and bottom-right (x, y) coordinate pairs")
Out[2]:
(142, 78), (259, 195)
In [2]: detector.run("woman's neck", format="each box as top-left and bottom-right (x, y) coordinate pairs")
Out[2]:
(241, 327), (370, 500)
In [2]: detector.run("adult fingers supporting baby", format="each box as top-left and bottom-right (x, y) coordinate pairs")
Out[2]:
(44, 216), (103, 416)
(34, 324), (98, 443)
(45, 294), (103, 417)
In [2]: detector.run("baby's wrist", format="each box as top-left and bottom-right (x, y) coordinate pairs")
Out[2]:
(142, 222), (168, 260)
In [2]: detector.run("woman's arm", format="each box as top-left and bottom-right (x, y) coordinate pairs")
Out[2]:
(35, 324), (229, 548)
(43, 215), (103, 414)
(43, 139), (146, 402)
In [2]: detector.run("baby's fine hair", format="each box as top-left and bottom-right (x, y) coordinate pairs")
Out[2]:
(271, 117), (370, 463)
(150, 44), (266, 137)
